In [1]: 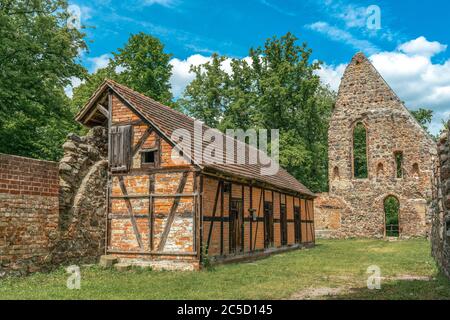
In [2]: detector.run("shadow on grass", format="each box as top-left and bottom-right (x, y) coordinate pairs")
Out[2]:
(331, 274), (450, 300)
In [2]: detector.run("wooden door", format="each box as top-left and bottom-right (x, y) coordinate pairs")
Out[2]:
(280, 204), (288, 246)
(230, 199), (243, 254)
(264, 202), (274, 248)
(294, 206), (301, 244)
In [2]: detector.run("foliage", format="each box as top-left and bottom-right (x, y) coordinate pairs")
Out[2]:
(0, 239), (447, 300)
(353, 123), (368, 179)
(71, 33), (176, 113)
(411, 108), (433, 132)
(384, 196), (400, 237)
(180, 33), (335, 192)
(0, 0), (87, 160)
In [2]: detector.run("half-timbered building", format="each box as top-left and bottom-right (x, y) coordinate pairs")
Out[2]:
(76, 80), (316, 270)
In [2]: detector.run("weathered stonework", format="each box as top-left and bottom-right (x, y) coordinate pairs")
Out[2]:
(53, 126), (108, 265)
(316, 53), (437, 239)
(431, 129), (450, 278)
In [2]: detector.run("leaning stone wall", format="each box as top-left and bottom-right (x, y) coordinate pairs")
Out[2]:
(432, 129), (450, 278)
(53, 126), (108, 265)
(318, 53), (437, 239)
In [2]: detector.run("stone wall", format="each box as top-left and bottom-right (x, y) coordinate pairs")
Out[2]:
(54, 127), (108, 265)
(0, 154), (59, 276)
(0, 127), (108, 277)
(432, 130), (450, 278)
(317, 52), (437, 239)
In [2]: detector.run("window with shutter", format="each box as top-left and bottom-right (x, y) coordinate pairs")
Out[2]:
(109, 125), (132, 172)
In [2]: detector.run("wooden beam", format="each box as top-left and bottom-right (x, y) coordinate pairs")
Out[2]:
(149, 174), (155, 251)
(97, 104), (110, 118)
(132, 127), (154, 156)
(118, 176), (144, 249)
(249, 185), (253, 252)
(107, 250), (197, 257)
(241, 184), (245, 253)
(206, 181), (222, 253)
(253, 188), (263, 251)
(111, 193), (197, 199)
(220, 179), (224, 256)
(157, 172), (189, 252)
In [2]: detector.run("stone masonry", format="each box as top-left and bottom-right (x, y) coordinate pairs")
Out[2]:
(315, 53), (437, 239)
(432, 128), (450, 278)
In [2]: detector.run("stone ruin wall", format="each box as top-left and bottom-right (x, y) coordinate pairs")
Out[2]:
(315, 53), (437, 239)
(0, 127), (107, 277)
(432, 129), (450, 278)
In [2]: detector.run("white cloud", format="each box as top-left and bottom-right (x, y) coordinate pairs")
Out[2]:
(169, 54), (212, 97)
(87, 54), (112, 73)
(398, 36), (447, 58)
(338, 4), (367, 29)
(306, 21), (379, 55)
(143, 0), (175, 7)
(315, 63), (347, 91)
(316, 36), (450, 134)
(169, 54), (254, 98)
(64, 77), (83, 98)
(259, 0), (296, 17)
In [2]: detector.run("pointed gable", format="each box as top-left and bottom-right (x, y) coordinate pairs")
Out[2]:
(337, 52), (403, 113)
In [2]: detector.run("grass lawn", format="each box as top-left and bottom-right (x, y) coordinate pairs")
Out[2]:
(0, 239), (448, 300)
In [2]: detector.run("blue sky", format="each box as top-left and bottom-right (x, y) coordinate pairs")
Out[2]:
(70, 0), (450, 134)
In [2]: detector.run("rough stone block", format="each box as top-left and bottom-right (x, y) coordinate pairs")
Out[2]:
(114, 263), (131, 272)
(99, 255), (118, 268)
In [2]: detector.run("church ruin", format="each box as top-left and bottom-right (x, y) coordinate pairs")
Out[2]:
(315, 52), (438, 239)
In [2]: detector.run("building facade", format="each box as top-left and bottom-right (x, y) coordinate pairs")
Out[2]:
(315, 53), (437, 239)
(76, 80), (315, 270)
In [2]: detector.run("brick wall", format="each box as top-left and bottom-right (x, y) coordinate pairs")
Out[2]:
(0, 154), (59, 276)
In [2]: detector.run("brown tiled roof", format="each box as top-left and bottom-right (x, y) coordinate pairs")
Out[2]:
(76, 79), (315, 197)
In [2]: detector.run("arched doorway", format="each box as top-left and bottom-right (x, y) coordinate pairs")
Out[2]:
(384, 196), (400, 237)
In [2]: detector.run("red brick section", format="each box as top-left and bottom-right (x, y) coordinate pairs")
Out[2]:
(0, 154), (59, 275)
(0, 154), (59, 197)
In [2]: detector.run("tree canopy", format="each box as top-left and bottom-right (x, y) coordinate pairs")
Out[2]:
(71, 33), (175, 113)
(0, 0), (87, 160)
(180, 33), (335, 192)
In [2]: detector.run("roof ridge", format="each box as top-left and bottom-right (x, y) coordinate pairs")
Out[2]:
(78, 79), (315, 197)
(107, 79), (200, 125)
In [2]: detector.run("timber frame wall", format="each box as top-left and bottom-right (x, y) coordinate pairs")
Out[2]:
(201, 175), (315, 262)
(96, 88), (315, 270)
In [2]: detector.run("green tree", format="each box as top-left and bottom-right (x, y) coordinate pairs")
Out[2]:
(384, 196), (400, 237)
(411, 108), (433, 132)
(353, 123), (368, 179)
(179, 54), (230, 128)
(72, 33), (175, 113)
(181, 33), (335, 192)
(0, 0), (87, 160)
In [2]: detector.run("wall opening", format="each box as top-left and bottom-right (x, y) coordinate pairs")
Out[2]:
(384, 196), (400, 237)
(412, 163), (420, 177)
(376, 162), (384, 178)
(333, 166), (340, 180)
(395, 151), (403, 178)
(353, 122), (368, 179)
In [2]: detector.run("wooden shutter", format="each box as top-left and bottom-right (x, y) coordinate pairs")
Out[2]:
(110, 125), (132, 172)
